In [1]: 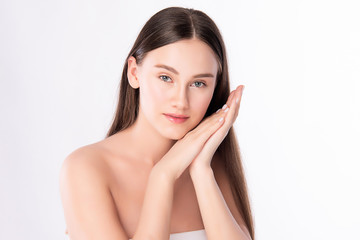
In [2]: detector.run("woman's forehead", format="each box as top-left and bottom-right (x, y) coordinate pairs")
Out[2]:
(142, 39), (219, 74)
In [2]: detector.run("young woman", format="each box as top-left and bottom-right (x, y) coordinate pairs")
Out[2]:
(60, 6), (255, 240)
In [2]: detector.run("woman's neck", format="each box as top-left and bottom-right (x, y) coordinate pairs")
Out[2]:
(119, 110), (177, 167)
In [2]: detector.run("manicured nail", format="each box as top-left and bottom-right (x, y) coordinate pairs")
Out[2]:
(216, 109), (220, 113)
(224, 107), (229, 113)
(222, 104), (227, 110)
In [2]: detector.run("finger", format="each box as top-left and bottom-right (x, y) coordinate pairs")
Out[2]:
(215, 91), (233, 115)
(195, 88), (236, 137)
(222, 86), (242, 127)
(225, 90), (236, 107)
(234, 85), (244, 118)
(193, 105), (227, 139)
(196, 91), (234, 131)
(198, 104), (233, 158)
(185, 105), (227, 143)
(186, 86), (237, 142)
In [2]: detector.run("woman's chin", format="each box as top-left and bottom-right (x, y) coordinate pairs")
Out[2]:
(167, 132), (186, 141)
(161, 128), (188, 140)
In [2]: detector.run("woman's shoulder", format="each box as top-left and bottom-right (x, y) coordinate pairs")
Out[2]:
(64, 143), (105, 163)
(59, 141), (130, 239)
(60, 143), (111, 185)
(60, 132), (138, 185)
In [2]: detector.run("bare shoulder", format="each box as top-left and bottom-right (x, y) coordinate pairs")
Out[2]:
(59, 144), (112, 194)
(60, 143), (109, 179)
(59, 143), (128, 240)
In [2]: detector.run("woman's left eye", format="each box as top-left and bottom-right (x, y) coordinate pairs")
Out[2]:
(159, 75), (172, 82)
(192, 81), (206, 88)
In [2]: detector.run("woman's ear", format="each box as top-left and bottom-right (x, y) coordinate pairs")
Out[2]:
(127, 56), (140, 89)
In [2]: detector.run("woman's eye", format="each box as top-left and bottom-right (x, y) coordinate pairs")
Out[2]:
(159, 75), (171, 82)
(192, 81), (206, 88)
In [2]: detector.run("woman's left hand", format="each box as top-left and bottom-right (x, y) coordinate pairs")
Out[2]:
(188, 85), (244, 174)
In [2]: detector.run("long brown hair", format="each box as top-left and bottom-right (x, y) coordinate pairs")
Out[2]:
(105, 7), (255, 239)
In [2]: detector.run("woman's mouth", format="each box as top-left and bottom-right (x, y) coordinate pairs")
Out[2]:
(163, 113), (189, 124)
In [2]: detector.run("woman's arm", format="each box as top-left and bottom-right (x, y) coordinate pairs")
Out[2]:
(190, 161), (252, 240)
(130, 165), (175, 240)
(59, 148), (129, 240)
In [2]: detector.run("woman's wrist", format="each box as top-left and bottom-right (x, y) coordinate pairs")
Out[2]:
(151, 161), (177, 184)
(189, 163), (213, 180)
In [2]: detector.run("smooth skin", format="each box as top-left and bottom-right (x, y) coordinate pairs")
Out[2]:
(60, 38), (250, 240)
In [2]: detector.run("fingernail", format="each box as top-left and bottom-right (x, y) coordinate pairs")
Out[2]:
(224, 107), (229, 113)
(236, 98), (239, 103)
(216, 109), (220, 113)
(218, 117), (224, 122)
(222, 104), (227, 110)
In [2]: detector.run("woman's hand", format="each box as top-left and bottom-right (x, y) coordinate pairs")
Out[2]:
(189, 85), (244, 174)
(153, 85), (244, 180)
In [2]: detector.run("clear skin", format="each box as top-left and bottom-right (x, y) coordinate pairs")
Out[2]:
(60, 38), (249, 239)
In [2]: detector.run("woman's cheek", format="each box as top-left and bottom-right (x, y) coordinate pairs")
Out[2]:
(202, 93), (213, 111)
(151, 82), (168, 103)
(140, 77), (162, 104)
(193, 94), (212, 118)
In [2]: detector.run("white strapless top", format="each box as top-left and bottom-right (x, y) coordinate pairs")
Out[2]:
(170, 229), (207, 240)
(129, 229), (207, 240)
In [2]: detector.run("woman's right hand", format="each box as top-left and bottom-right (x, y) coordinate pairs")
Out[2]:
(153, 90), (236, 180)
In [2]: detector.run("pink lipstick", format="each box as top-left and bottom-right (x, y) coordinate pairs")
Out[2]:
(163, 113), (189, 124)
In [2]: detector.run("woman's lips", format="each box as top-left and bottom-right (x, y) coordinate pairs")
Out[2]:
(163, 113), (189, 124)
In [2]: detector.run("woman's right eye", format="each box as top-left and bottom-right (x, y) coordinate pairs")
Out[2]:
(159, 75), (172, 82)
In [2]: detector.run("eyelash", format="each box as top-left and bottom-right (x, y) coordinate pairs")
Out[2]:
(159, 75), (207, 88)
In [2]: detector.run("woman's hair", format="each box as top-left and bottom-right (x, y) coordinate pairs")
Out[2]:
(105, 6), (255, 239)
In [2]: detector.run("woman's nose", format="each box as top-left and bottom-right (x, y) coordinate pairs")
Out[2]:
(171, 86), (189, 110)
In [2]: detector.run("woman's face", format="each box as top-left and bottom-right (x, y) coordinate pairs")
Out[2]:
(135, 38), (219, 140)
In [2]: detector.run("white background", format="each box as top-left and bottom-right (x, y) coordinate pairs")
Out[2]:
(1, 0), (359, 239)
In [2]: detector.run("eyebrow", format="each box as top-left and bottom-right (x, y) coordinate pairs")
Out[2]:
(154, 64), (215, 78)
